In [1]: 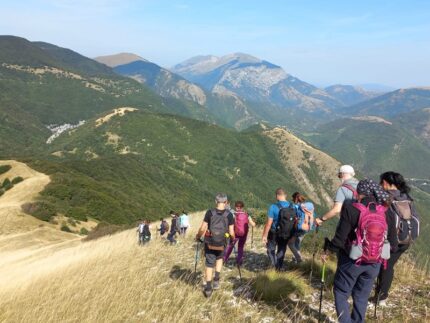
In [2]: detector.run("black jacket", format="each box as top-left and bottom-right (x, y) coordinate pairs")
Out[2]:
(326, 197), (398, 256)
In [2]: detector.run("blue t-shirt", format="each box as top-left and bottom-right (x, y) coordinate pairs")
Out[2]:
(267, 201), (291, 230)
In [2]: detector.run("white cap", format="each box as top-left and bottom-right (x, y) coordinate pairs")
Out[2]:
(339, 165), (355, 176)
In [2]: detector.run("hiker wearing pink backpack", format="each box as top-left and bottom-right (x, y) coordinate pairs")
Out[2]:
(223, 201), (256, 265)
(322, 179), (398, 323)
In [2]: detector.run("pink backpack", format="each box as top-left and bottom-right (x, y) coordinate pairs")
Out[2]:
(234, 211), (249, 237)
(350, 203), (389, 268)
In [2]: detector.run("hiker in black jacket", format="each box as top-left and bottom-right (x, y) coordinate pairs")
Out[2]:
(370, 171), (420, 306)
(323, 179), (398, 323)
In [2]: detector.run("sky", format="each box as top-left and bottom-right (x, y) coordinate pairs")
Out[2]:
(1, 0), (430, 88)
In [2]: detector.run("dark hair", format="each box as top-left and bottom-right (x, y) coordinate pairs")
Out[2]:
(380, 171), (411, 195)
(292, 192), (306, 204)
(235, 200), (244, 208)
(169, 210), (175, 215)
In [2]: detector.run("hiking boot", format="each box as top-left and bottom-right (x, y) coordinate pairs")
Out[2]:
(203, 288), (213, 298)
(213, 279), (220, 290)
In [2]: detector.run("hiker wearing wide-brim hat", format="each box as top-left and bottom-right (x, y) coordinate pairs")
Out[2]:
(322, 179), (398, 323)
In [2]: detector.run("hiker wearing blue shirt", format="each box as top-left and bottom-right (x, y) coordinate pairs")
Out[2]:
(262, 188), (292, 270)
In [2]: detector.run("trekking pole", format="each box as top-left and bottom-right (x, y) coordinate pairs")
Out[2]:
(194, 241), (201, 273)
(318, 262), (326, 323)
(251, 226), (254, 249)
(374, 277), (380, 319)
(309, 226), (320, 282)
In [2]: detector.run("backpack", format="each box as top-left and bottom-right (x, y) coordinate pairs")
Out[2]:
(296, 203), (315, 232)
(205, 209), (229, 251)
(276, 203), (296, 240)
(342, 183), (358, 201)
(143, 224), (151, 239)
(350, 203), (390, 268)
(234, 211), (249, 237)
(391, 200), (419, 244)
(161, 221), (169, 234)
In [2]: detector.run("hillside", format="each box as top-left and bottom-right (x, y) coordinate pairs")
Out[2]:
(0, 36), (217, 156)
(324, 84), (380, 106)
(345, 87), (430, 117)
(20, 108), (342, 226)
(393, 107), (430, 147)
(305, 117), (430, 180)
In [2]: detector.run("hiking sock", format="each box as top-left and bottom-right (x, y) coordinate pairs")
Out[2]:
(214, 271), (220, 281)
(205, 281), (212, 290)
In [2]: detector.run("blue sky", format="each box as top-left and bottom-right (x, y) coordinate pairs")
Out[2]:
(1, 0), (430, 88)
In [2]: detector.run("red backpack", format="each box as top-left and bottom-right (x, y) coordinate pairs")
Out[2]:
(234, 211), (249, 237)
(350, 203), (390, 268)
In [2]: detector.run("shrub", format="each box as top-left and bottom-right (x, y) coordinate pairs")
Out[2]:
(0, 189), (4, 197)
(2, 178), (12, 190)
(22, 202), (57, 222)
(0, 165), (11, 175)
(83, 223), (124, 242)
(79, 227), (89, 235)
(67, 217), (77, 227)
(60, 224), (72, 233)
(253, 211), (267, 226)
(254, 270), (311, 303)
(11, 176), (24, 185)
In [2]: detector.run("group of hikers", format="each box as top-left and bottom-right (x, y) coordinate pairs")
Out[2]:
(194, 165), (419, 323)
(137, 211), (190, 245)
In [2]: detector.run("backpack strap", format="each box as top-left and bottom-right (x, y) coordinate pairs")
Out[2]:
(342, 183), (358, 199)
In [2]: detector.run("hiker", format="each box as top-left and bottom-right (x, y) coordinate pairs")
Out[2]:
(137, 220), (151, 245)
(137, 219), (145, 245)
(158, 218), (169, 238)
(370, 172), (420, 306)
(195, 193), (235, 298)
(322, 179), (397, 323)
(262, 188), (295, 270)
(223, 201), (256, 265)
(179, 211), (190, 236)
(316, 165), (359, 226)
(167, 211), (179, 244)
(290, 192), (316, 263)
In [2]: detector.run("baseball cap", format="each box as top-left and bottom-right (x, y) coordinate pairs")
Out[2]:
(339, 165), (355, 176)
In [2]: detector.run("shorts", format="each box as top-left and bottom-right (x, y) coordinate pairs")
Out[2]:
(205, 245), (224, 268)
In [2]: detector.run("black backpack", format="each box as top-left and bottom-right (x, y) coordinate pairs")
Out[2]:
(391, 200), (419, 245)
(205, 209), (229, 250)
(276, 203), (296, 240)
(143, 224), (151, 238)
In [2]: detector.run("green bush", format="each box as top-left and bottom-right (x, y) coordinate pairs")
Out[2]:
(79, 227), (89, 235)
(83, 222), (125, 241)
(21, 202), (57, 222)
(67, 217), (77, 227)
(0, 165), (11, 175)
(60, 224), (72, 233)
(2, 178), (11, 189)
(254, 269), (311, 303)
(11, 176), (24, 185)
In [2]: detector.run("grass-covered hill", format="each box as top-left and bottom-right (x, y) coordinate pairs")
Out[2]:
(305, 117), (430, 180)
(0, 36), (215, 157)
(393, 107), (430, 148)
(21, 108), (339, 226)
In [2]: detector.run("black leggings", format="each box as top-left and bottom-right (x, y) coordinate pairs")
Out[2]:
(377, 244), (409, 297)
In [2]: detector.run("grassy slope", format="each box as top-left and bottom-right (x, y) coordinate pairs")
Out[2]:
(0, 215), (428, 323)
(305, 118), (430, 179)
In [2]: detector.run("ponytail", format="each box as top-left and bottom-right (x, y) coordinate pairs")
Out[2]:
(380, 171), (411, 195)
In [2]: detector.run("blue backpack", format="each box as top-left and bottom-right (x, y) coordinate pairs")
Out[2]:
(295, 202), (316, 232)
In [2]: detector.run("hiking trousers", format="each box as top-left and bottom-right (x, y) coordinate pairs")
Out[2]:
(377, 244), (408, 298)
(223, 235), (247, 265)
(266, 234), (288, 270)
(334, 253), (380, 323)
